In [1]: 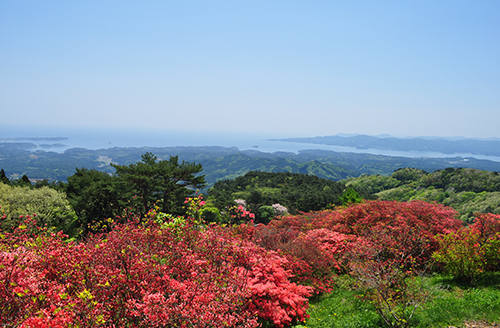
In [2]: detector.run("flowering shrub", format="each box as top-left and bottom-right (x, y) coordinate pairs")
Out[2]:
(238, 223), (352, 294)
(470, 213), (500, 240)
(295, 200), (461, 237)
(248, 201), (462, 295)
(0, 216), (79, 326)
(280, 229), (355, 293)
(183, 193), (206, 224)
(223, 204), (256, 225)
(0, 210), (311, 327)
(0, 199), (473, 327)
(228, 231), (312, 326)
(267, 212), (325, 232)
(272, 203), (288, 216)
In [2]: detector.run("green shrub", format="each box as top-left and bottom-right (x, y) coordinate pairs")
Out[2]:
(200, 206), (221, 223)
(258, 205), (274, 224)
(433, 229), (500, 283)
(0, 184), (77, 235)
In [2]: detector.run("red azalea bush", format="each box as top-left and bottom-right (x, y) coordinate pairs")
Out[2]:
(0, 199), (473, 327)
(239, 213), (353, 294)
(248, 225), (354, 294)
(236, 240), (311, 327)
(340, 202), (462, 326)
(267, 200), (461, 245)
(337, 201), (463, 286)
(279, 229), (355, 294)
(0, 217), (78, 327)
(0, 214), (311, 327)
(301, 200), (461, 236)
(0, 216), (255, 327)
(202, 225), (311, 328)
(470, 213), (500, 239)
(234, 223), (340, 294)
(240, 201), (462, 294)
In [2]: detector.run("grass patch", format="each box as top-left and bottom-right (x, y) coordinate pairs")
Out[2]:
(417, 273), (500, 327)
(293, 273), (500, 328)
(299, 289), (383, 328)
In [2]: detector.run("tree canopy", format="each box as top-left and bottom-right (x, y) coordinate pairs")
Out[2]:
(63, 153), (206, 234)
(111, 152), (205, 215)
(208, 171), (366, 218)
(65, 168), (127, 234)
(0, 183), (77, 234)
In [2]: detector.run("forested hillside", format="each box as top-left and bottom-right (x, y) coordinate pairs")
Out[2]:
(208, 171), (366, 222)
(3, 141), (500, 227)
(3, 142), (500, 187)
(344, 167), (500, 223)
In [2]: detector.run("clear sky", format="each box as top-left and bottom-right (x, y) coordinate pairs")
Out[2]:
(1, 1), (499, 138)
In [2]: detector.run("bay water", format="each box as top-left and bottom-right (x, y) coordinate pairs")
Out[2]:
(2, 126), (500, 163)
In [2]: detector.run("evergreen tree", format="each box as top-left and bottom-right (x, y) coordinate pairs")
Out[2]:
(0, 169), (10, 185)
(65, 168), (127, 234)
(21, 174), (31, 185)
(112, 152), (205, 215)
(339, 187), (363, 205)
(11, 174), (32, 187)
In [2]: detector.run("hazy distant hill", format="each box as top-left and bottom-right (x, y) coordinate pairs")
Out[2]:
(2, 142), (500, 187)
(275, 134), (500, 157)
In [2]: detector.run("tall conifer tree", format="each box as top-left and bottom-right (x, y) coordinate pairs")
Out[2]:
(112, 152), (205, 215)
(0, 169), (10, 185)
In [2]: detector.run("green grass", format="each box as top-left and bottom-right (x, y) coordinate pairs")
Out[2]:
(293, 273), (500, 328)
(294, 289), (383, 328)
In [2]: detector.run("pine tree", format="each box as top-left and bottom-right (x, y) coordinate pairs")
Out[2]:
(112, 152), (206, 215)
(21, 174), (31, 185)
(0, 169), (10, 185)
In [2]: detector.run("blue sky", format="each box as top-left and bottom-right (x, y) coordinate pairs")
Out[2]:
(1, 1), (499, 138)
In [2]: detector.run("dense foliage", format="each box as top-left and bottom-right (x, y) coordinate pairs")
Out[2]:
(3, 147), (500, 327)
(0, 214), (310, 327)
(0, 184), (77, 234)
(345, 167), (500, 222)
(65, 167), (127, 235)
(2, 193), (500, 327)
(112, 152), (206, 215)
(65, 153), (205, 235)
(208, 171), (364, 221)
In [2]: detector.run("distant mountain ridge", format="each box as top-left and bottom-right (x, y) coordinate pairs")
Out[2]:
(2, 142), (500, 187)
(274, 134), (500, 157)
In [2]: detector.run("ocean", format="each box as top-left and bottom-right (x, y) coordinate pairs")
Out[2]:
(2, 126), (500, 163)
